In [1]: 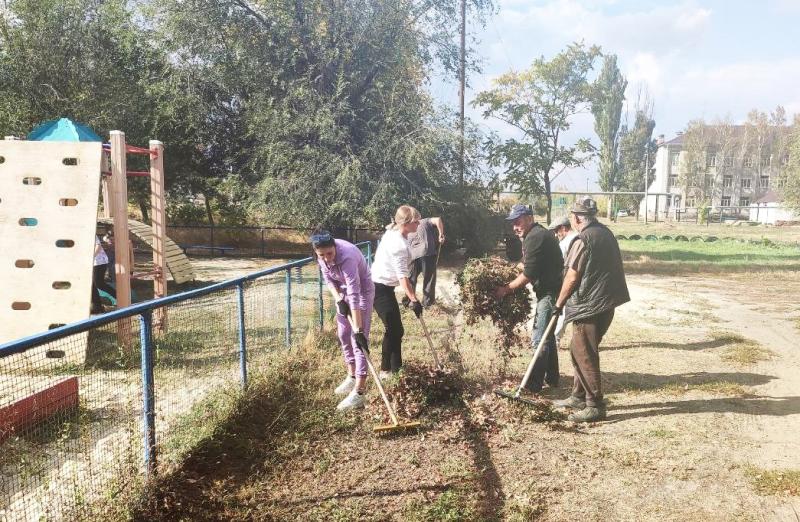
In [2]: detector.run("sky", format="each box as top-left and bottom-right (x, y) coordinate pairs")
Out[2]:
(429, 0), (800, 191)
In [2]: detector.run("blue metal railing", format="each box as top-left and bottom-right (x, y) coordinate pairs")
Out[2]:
(0, 240), (373, 519)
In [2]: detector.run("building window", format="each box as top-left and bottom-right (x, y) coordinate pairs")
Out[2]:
(761, 155), (771, 167)
(740, 197), (750, 207)
(686, 197), (696, 207)
(760, 176), (770, 188)
(721, 196), (731, 207)
(667, 175), (677, 188)
(706, 153), (716, 167)
(670, 153), (680, 167)
(743, 156), (754, 167)
(776, 177), (786, 188)
(781, 155), (790, 166)
(741, 178), (751, 189)
(723, 156), (733, 167)
(722, 175), (732, 188)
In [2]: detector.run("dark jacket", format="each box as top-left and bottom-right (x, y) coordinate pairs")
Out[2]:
(522, 223), (563, 299)
(565, 221), (630, 323)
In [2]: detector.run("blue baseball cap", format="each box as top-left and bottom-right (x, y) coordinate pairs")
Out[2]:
(505, 204), (533, 221)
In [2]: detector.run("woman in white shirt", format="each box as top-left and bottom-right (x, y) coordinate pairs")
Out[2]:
(371, 205), (424, 376)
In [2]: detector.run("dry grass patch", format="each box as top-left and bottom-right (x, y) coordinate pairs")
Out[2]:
(746, 466), (800, 496)
(613, 380), (752, 397)
(716, 332), (776, 365)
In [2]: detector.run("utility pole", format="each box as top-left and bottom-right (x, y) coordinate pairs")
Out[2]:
(459, 0), (466, 188)
(644, 150), (649, 223)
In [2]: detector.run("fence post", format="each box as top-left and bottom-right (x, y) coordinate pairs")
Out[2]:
(260, 228), (265, 257)
(367, 241), (372, 266)
(318, 267), (324, 330)
(236, 283), (248, 390)
(285, 269), (292, 348)
(138, 311), (157, 476)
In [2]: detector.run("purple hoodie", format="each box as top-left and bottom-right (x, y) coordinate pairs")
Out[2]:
(318, 239), (374, 310)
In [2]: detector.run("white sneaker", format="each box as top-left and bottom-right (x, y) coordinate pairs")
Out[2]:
(336, 391), (365, 411)
(334, 376), (356, 396)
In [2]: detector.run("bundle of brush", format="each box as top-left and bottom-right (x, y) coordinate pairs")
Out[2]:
(456, 256), (531, 358)
(368, 362), (461, 422)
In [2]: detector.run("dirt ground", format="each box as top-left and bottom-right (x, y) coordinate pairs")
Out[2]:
(136, 260), (800, 521)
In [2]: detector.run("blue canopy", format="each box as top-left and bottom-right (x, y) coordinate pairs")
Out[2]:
(27, 118), (102, 142)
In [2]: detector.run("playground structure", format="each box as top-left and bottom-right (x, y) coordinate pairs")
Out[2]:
(0, 122), (194, 453)
(1, 123), (195, 352)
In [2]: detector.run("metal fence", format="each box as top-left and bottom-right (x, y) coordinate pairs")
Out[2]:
(165, 225), (382, 257)
(0, 242), (372, 520)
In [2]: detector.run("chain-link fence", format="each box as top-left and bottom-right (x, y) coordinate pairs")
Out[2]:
(166, 225), (381, 257)
(0, 242), (372, 520)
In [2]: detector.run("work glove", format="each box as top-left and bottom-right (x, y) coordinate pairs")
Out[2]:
(354, 331), (369, 354)
(552, 305), (563, 318)
(410, 300), (423, 318)
(336, 299), (351, 317)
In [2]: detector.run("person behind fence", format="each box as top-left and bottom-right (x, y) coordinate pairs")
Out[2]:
(311, 229), (374, 411)
(549, 216), (579, 344)
(495, 204), (563, 394)
(90, 235), (116, 314)
(552, 197), (630, 423)
(402, 215), (445, 308)
(371, 205), (424, 378)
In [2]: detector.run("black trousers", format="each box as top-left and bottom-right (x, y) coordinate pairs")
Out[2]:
(373, 282), (404, 372)
(408, 254), (437, 306)
(91, 264), (116, 309)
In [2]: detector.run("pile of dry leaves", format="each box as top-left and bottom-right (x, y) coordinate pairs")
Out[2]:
(456, 256), (531, 359)
(368, 362), (462, 422)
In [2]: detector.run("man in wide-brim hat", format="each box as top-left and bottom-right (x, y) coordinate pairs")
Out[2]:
(552, 197), (630, 422)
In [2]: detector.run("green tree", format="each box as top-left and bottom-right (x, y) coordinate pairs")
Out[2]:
(591, 54), (627, 217)
(616, 106), (656, 215)
(782, 116), (800, 212)
(473, 42), (601, 222)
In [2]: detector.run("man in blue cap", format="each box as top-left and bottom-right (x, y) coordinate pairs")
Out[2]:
(495, 204), (564, 393)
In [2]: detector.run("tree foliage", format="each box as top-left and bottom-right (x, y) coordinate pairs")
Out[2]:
(474, 42), (601, 223)
(0, 0), (500, 236)
(616, 105), (656, 213)
(591, 55), (626, 196)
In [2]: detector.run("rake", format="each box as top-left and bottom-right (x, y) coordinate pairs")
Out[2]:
(494, 313), (559, 407)
(346, 315), (420, 433)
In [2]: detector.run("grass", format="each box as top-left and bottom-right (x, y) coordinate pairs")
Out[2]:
(613, 379), (752, 397)
(404, 489), (475, 522)
(715, 332), (777, 365)
(746, 466), (800, 496)
(609, 218), (800, 244)
(619, 239), (800, 273)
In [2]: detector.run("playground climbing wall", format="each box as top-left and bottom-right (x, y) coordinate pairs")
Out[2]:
(0, 140), (102, 362)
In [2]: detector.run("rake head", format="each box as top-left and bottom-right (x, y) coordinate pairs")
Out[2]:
(493, 388), (542, 408)
(373, 420), (421, 433)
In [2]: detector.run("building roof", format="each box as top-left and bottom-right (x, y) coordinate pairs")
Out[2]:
(754, 190), (784, 204)
(659, 124), (789, 149)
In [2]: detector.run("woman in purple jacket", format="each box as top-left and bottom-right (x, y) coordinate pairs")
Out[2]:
(311, 230), (374, 411)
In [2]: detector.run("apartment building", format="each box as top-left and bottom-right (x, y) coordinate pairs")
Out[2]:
(640, 125), (789, 218)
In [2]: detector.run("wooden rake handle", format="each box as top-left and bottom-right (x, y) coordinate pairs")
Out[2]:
(515, 313), (560, 397)
(346, 315), (400, 426)
(417, 315), (442, 369)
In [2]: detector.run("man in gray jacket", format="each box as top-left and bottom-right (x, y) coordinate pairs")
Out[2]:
(553, 197), (630, 422)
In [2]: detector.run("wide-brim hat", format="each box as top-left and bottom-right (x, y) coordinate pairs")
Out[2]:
(570, 197), (598, 215)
